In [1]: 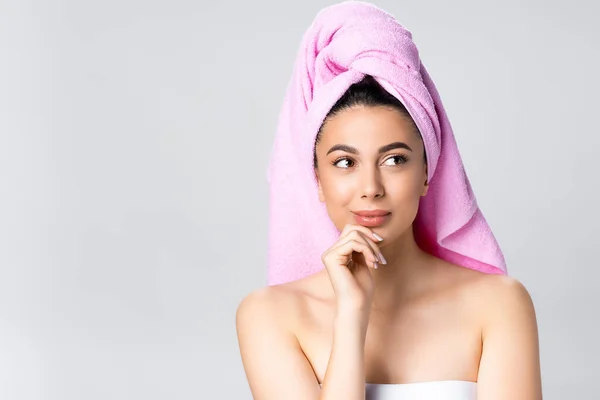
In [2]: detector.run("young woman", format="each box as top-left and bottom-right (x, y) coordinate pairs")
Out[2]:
(236, 3), (542, 400)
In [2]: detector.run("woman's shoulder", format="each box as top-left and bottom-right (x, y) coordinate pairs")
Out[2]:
(455, 266), (534, 311)
(235, 284), (296, 326)
(473, 272), (537, 327)
(236, 272), (331, 334)
(428, 260), (535, 323)
(435, 259), (530, 297)
(440, 262), (536, 329)
(454, 267), (541, 391)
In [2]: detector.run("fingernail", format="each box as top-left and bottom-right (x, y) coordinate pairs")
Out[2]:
(373, 262), (379, 269)
(378, 252), (387, 264)
(372, 232), (383, 242)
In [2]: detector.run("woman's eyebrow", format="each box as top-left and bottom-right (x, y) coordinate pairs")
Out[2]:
(326, 141), (413, 156)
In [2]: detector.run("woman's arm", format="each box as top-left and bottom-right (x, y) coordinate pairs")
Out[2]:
(321, 307), (369, 400)
(476, 276), (543, 399)
(236, 287), (368, 400)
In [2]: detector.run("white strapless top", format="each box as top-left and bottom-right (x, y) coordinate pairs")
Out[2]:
(319, 380), (477, 399)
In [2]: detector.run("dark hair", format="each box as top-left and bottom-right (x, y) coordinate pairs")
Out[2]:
(313, 75), (427, 168)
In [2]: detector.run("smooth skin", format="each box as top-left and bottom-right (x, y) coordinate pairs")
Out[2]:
(236, 105), (542, 399)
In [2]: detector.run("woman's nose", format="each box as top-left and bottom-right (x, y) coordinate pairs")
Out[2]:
(359, 166), (385, 199)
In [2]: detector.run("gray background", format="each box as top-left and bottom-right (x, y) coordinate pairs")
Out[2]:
(1, 0), (598, 399)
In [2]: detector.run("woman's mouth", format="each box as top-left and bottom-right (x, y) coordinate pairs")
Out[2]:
(351, 210), (392, 227)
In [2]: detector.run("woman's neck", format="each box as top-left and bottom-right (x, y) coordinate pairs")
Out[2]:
(369, 228), (437, 313)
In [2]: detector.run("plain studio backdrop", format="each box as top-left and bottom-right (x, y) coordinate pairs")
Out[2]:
(1, 0), (598, 399)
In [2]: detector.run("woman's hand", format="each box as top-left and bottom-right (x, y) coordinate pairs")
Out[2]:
(321, 224), (385, 315)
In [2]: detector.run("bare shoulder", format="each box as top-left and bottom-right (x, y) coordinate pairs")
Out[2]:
(436, 260), (535, 311)
(235, 279), (323, 399)
(432, 261), (537, 329)
(236, 281), (303, 332)
(470, 273), (542, 397)
(470, 273), (537, 323)
(411, 260), (542, 396)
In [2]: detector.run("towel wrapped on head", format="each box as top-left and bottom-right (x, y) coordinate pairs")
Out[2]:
(266, 0), (506, 286)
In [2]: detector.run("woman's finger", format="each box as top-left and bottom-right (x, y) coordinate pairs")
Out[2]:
(339, 223), (384, 244)
(339, 228), (385, 265)
(326, 238), (379, 269)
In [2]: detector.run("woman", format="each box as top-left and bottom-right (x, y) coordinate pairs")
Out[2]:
(236, 2), (542, 399)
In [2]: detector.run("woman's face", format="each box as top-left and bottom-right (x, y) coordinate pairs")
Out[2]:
(314, 105), (428, 244)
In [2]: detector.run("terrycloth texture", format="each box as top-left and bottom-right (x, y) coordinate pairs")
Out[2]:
(266, 1), (507, 286)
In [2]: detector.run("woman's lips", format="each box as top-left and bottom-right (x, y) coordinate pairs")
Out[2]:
(352, 212), (391, 227)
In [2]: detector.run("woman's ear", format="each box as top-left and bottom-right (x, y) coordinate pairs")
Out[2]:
(314, 168), (325, 203)
(421, 165), (429, 197)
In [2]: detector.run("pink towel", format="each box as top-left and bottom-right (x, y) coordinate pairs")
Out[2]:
(266, 1), (507, 286)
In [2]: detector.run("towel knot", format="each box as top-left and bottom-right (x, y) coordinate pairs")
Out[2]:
(308, 3), (423, 100)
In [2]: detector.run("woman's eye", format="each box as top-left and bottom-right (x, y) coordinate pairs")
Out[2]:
(333, 158), (354, 168)
(384, 155), (408, 166)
